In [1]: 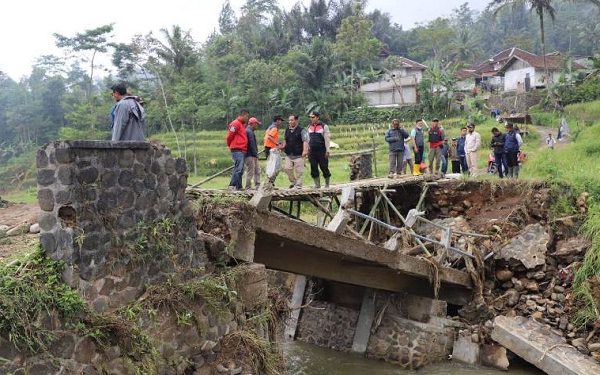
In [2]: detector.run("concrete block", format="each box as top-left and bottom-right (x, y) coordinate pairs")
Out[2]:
(326, 210), (349, 234)
(352, 289), (376, 354)
(383, 232), (401, 251)
(452, 336), (480, 365)
(492, 315), (600, 375)
(249, 190), (272, 211)
(400, 294), (448, 322)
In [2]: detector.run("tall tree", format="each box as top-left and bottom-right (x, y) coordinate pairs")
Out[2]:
(219, 1), (237, 35)
(53, 24), (114, 99)
(153, 25), (197, 74)
(487, 0), (600, 83)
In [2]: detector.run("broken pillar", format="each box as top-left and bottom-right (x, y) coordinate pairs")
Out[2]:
(284, 275), (307, 341)
(492, 315), (600, 375)
(326, 187), (354, 234)
(249, 188), (272, 211)
(351, 289), (376, 354)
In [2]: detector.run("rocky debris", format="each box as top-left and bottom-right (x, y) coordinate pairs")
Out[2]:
(495, 223), (549, 269)
(480, 344), (509, 370)
(576, 192), (589, 214)
(553, 237), (591, 262)
(452, 335), (480, 365)
(6, 223), (29, 237)
(0, 196), (8, 208)
(29, 223), (40, 234)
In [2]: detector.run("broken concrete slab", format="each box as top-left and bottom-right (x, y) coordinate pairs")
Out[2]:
(492, 315), (600, 375)
(326, 210), (350, 235)
(496, 223), (549, 269)
(452, 336), (480, 365)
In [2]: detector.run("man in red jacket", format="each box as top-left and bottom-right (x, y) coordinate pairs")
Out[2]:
(226, 109), (250, 190)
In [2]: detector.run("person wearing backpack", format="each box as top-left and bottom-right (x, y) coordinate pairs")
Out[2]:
(110, 83), (146, 141)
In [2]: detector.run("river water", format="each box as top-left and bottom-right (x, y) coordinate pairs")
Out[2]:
(285, 341), (544, 375)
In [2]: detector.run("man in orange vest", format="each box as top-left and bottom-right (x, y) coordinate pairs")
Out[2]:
(263, 115), (283, 158)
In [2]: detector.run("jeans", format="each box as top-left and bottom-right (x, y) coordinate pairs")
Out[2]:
(494, 152), (505, 178)
(229, 150), (245, 189)
(441, 156), (448, 174)
(459, 155), (469, 174)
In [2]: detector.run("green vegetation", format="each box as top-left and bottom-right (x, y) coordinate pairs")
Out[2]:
(0, 246), (85, 352)
(520, 99), (600, 326)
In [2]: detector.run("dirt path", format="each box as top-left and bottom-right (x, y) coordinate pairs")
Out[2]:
(534, 125), (571, 148)
(0, 203), (41, 227)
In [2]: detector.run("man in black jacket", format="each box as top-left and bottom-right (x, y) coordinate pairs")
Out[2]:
(490, 127), (506, 178)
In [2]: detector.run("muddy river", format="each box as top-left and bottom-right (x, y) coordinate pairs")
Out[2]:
(285, 341), (544, 374)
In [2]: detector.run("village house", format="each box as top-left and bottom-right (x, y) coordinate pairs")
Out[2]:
(497, 51), (585, 92)
(359, 57), (427, 107)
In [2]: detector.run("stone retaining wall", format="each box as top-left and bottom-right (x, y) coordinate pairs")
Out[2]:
(0, 141), (269, 375)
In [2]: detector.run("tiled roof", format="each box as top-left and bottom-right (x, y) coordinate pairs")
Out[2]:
(396, 56), (428, 70)
(498, 53), (586, 73)
(474, 47), (539, 75)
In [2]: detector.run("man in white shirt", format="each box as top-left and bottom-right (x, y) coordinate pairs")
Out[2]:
(464, 123), (481, 176)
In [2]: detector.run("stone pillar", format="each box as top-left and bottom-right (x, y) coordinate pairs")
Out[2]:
(36, 140), (205, 312)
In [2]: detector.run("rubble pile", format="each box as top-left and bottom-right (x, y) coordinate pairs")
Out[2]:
(349, 153), (373, 181)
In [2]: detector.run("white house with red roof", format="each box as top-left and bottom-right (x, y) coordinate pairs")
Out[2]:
(360, 57), (427, 107)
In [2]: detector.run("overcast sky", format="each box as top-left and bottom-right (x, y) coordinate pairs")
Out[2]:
(0, 0), (490, 80)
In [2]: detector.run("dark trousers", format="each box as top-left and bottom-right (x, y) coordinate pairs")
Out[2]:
(494, 152), (505, 178)
(505, 151), (519, 178)
(459, 155), (469, 174)
(309, 150), (331, 178)
(451, 160), (461, 173)
(264, 147), (272, 159)
(229, 150), (245, 189)
(414, 145), (424, 164)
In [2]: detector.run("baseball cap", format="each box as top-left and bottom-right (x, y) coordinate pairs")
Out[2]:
(248, 117), (261, 125)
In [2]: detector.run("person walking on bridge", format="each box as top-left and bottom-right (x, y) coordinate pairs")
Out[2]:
(427, 119), (445, 176)
(282, 114), (308, 188)
(307, 111), (331, 188)
(244, 117), (262, 190)
(410, 119), (425, 175)
(465, 123), (481, 176)
(264, 115), (283, 158)
(385, 119), (409, 178)
(226, 109), (250, 190)
(504, 123), (523, 178)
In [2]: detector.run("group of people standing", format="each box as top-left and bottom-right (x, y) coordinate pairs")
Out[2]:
(385, 119), (524, 179)
(226, 109), (332, 190)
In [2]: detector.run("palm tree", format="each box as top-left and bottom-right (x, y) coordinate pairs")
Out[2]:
(487, 0), (600, 84)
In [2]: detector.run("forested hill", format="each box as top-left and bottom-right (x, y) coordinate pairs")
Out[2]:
(0, 0), (599, 148)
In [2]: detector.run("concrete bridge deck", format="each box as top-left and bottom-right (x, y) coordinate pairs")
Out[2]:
(252, 211), (473, 305)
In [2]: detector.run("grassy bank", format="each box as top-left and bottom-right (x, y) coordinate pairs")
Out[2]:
(521, 100), (600, 326)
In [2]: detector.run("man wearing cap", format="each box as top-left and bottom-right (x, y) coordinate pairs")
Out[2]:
(465, 123), (481, 176)
(307, 111), (332, 188)
(427, 118), (445, 176)
(504, 123), (523, 178)
(226, 109), (250, 190)
(410, 119), (425, 175)
(264, 115), (283, 158)
(282, 114), (309, 188)
(244, 117), (262, 189)
(385, 119), (410, 178)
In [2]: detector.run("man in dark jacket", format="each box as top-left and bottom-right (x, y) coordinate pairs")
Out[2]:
(244, 117), (261, 189)
(111, 83), (145, 141)
(457, 127), (469, 174)
(307, 111), (331, 188)
(490, 127), (506, 178)
(385, 119), (409, 178)
(440, 138), (450, 176)
(504, 123), (523, 178)
(427, 119), (445, 175)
